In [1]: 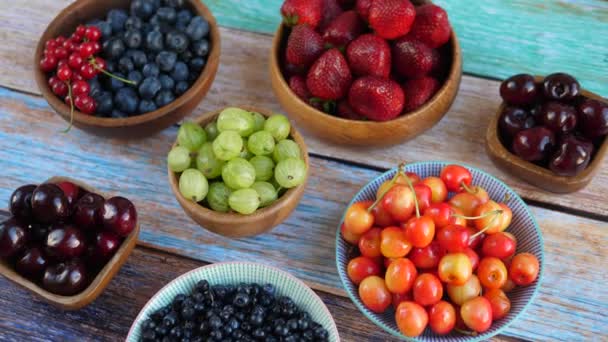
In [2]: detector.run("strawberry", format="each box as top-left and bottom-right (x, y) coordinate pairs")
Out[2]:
(281, 0), (323, 28)
(323, 10), (365, 48)
(319, 0), (345, 31)
(348, 76), (405, 121)
(337, 100), (366, 120)
(369, 0), (415, 40)
(346, 34), (391, 78)
(289, 75), (311, 101)
(286, 24), (324, 67)
(392, 37), (440, 79)
(355, 0), (372, 21)
(306, 49), (353, 100)
(402, 76), (440, 112)
(408, 4), (452, 48)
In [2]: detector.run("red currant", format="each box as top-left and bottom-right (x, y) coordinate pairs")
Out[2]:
(44, 48), (56, 58)
(75, 25), (86, 37)
(55, 36), (66, 44)
(54, 46), (69, 60)
(57, 66), (72, 81)
(85, 26), (102, 41)
(80, 96), (96, 115)
(62, 38), (77, 52)
(91, 41), (101, 54)
(80, 64), (97, 79)
(51, 81), (68, 97)
(79, 42), (95, 58)
(72, 80), (90, 96)
(48, 76), (61, 88)
(57, 59), (68, 69)
(45, 39), (58, 50)
(68, 53), (84, 69)
(39, 55), (58, 72)
(71, 33), (83, 43)
(71, 72), (84, 82)
(93, 57), (106, 71)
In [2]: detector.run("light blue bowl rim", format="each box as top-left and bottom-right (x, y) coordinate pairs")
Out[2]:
(127, 261), (341, 341)
(334, 161), (545, 342)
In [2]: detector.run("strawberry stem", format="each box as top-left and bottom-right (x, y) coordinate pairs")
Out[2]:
(61, 80), (74, 133)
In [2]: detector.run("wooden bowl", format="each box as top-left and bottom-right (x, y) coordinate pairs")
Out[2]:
(168, 106), (309, 238)
(33, 0), (220, 139)
(269, 2), (462, 146)
(0, 177), (140, 310)
(486, 78), (608, 193)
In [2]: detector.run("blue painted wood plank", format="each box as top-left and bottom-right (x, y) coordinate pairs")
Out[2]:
(0, 87), (606, 340)
(201, 0), (608, 96)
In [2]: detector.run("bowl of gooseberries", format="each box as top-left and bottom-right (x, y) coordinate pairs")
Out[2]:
(167, 106), (309, 238)
(336, 162), (544, 341)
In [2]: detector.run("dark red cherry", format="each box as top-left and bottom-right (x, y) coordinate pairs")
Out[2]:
(499, 106), (535, 140)
(578, 99), (608, 139)
(540, 101), (577, 134)
(31, 184), (70, 224)
(549, 135), (594, 176)
(42, 260), (88, 296)
(45, 225), (86, 260)
(55, 181), (80, 208)
(0, 218), (29, 258)
(102, 197), (137, 237)
(512, 127), (556, 162)
(89, 231), (121, 265)
(28, 223), (50, 243)
(500, 74), (538, 106)
(9, 185), (37, 220)
(73, 193), (105, 230)
(542, 73), (580, 101)
(16, 247), (48, 279)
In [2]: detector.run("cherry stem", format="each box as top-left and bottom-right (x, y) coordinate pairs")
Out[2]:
(461, 181), (476, 194)
(455, 328), (478, 336)
(469, 210), (503, 240)
(90, 59), (136, 85)
(403, 171), (419, 218)
(61, 80), (74, 133)
(367, 163), (405, 213)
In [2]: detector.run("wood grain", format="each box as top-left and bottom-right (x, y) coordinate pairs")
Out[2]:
(202, 0), (608, 95)
(0, 1), (605, 215)
(0, 89), (607, 340)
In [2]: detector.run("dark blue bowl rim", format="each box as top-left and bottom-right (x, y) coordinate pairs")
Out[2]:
(334, 161), (545, 341)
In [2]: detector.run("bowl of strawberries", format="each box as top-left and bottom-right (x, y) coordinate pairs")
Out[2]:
(270, 0), (462, 146)
(336, 162), (543, 340)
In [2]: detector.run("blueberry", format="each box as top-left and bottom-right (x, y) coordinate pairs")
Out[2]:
(147, 52), (158, 63)
(89, 78), (103, 99)
(155, 90), (175, 107)
(179, 50), (193, 63)
(118, 56), (135, 74)
(171, 62), (189, 81)
(124, 16), (143, 31)
(115, 87), (140, 114)
(95, 92), (113, 115)
(105, 72), (126, 91)
(126, 49), (147, 67)
(111, 109), (128, 118)
(145, 30), (164, 52)
(159, 74), (175, 90)
(139, 77), (162, 99)
(233, 292), (250, 308)
(123, 30), (143, 49)
(128, 70), (143, 86)
(177, 9), (193, 23)
(163, 0), (184, 8)
(157, 7), (177, 23)
(189, 57), (205, 73)
(107, 9), (129, 33)
(191, 39), (209, 57)
(175, 21), (187, 32)
(174, 81), (189, 96)
(156, 51), (177, 72)
(142, 63), (160, 78)
(131, 0), (157, 20)
(88, 20), (112, 39)
(103, 38), (126, 60)
(185, 16), (209, 41)
(105, 60), (116, 73)
(138, 99), (157, 113)
(165, 30), (189, 53)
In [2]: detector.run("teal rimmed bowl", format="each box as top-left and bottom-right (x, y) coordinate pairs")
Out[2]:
(127, 262), (340, 341)
(335, 161), (544, 341)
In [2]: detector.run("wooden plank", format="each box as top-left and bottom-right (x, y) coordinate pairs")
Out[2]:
(0, 89), (606, 340)
(0, 3), (606, 216)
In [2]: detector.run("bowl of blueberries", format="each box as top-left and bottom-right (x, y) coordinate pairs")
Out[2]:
(34, 0), (220, 138)
(127, 262), (339, 341)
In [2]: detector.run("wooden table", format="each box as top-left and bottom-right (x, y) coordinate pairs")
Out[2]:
(0, 0), (607, 341)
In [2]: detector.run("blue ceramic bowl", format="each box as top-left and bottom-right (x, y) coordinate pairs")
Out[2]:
(127, 262), (340, 341)
(336, 161), (544, 341)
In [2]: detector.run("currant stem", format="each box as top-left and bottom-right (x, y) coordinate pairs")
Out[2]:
(90, 59), (136, 85)
(469, 210), (503, 240)
(404, 172), (420, 218)
(367, 163), (405, 213)
(61, 80), (74, 133)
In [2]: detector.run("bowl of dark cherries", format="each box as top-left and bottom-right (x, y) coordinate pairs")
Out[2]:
(0, 177), (139, 310)
(486, 73), (608, 193)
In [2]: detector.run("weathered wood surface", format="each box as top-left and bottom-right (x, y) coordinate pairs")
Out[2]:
(0, 1), (606, 216)
(0, 89), (607, 340)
